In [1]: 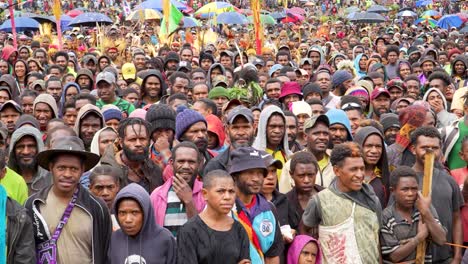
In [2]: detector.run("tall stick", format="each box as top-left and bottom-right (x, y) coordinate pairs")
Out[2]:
(8, 0), (17, 49)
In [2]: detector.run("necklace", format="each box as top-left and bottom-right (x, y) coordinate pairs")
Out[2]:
(120, 153), (144, 180)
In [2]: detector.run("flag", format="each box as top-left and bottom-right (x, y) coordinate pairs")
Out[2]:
(52, 0), (63, 49)
(160, 3), (183, 37)
(123, 0), (131, 17)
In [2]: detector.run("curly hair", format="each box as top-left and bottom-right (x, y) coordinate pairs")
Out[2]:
(330, 142), (363, 167)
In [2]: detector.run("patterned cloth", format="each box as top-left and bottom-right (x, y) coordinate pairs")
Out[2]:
(163, 187), (187, 236)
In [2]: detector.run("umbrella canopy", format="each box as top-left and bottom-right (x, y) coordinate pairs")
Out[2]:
(437, 14), (463, 29)
(19, 13), (56, 23)
(194, 2), (234, 18)
(68, 12), (113, 27)
(215, 11), (248, 24)
(397, 10), (417, 17)
(415, 0), (432, 7)
(461, 25), (468, 33)
(126, 9), (163, 21)
(287, 7), (305, 15)
(367, 5), (389, 13)
(182, 17), (201, 28)
(67, 9), (84, 18)
(421, 10), (441, 18)
(345, 6), (360, 14)
(414, 18), (437, 27)
(247, 14), (276, 25)
(270, 11), (286, 19)
(281, 12), (304, 23)
(136, 0), (187, 11)
(352, 12), (386, 23)
(0, 17), (39, 32)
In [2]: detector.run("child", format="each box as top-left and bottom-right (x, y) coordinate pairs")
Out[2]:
(287, 235), (322, 264)
(381, 166), (446, 263)
(450, 136), (468, 190)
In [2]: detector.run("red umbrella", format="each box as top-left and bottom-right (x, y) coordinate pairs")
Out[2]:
(67, 9), (83, 18)
(287, 7), (306, 15)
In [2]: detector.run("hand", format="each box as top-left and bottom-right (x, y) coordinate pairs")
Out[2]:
(238, 260), (251, 264)
(430, 100), (444, 113)
(415, 192), (431, 216)
(173, 174), (193, 205)
(153, 135), (170, 153)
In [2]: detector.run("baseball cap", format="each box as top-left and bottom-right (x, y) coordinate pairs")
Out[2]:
(303, 114), (329, 133)
(177, 61), (192, 72)
(370, 88), (391, 100)
(259, 150), (283, 169)
(212, 75), (229, 88)
(229, 147), (267, 175)
(386, 79), (405, 91)
(300, 58), (313, 66)
(227, 105), (254, 124)
(0, 100), (22, 114)
(252, 58), (265, 67)
(121, 63), (136, 80)
(96, 71), (116, 85)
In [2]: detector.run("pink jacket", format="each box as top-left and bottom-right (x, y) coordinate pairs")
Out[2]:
(150, 176), (206, 226)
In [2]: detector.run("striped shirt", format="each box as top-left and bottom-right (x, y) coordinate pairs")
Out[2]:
(163, 187), (187, 236)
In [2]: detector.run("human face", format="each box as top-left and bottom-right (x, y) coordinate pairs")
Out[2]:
(277, 55), (289, 66)
(169, 98), (187, 111)
(372, 78), (384, 89)
(15, 136), (37, 168)
(388, 87), (403, 102)
(220, 56), (232, 68)
(411, 136), (441, 167)
(21, 95), (34, 115)
(316, 72), (331, 93)
(308, 104), (324, 116)
(283, 94), (300, 107)
(90, 175), (119, 209)
(201, 59), (212, 71)
(430, 79), (452, 101)
(362, 134), (383, 166)
(227, 116), (254, 148)
(203, 177), (236, 215)
(80, 114), (102, 147)
(334, 157), (365, 192)
(181, 49), (192, 62)
(50, 155), (84, 195)
(171, 77), (189, 95)
(393, 176), (419, 210)
(359, 56), (368, 70)
(399, 64), (411, 80)
(285, 116), (297, 143)
(182, 121), (208, 152)
(144, 76), (161, 99)
(236, 168), (265, 195)
(133, 54), (146, 71)
(55, 55), (68, 69)
(124, 93), (139, 105)
(46, 80), (62, 102)
(262, 166), (278, 196)
(121, 124), (150, 162)
(19, 48), (29, 60)
(0, 90), (9, 104)
(405, 80), (420, 99)
(296, 114), (309, 134)
(266, 115), (285, 149)
(387, 51), (398, 64)
(298, 242), (318, 264)
(193, 101), (210, 116)
(77, 75), (91, 89)
(371, 95), (390, 117)
(345, 109), (362, 136)
(212, 96), (228, 114)
(152, 128), (174, 145)
(62, 108), (77, 127)
(99, 58), (109, 70)
(291, 163), (317, 194)
(117, 199), (144, 237)
(459, 141), (468, 163)
(329, 123), (348, 146)
(265, 82), (281, 99)
(98, 129), (117, 155)
(305, 122), (329, 153)
(34, 51), (46, 65)
(413, 66), (423, 76)
(14, 61), (26, 77)
(210, 67), (222, 82)
(97, 81), (116, 103)
(34, 102), (53, 131)
(309, 51), (321, 66)
(384, 127), (399, 145)
(192, 84), (209, 101)
(0, 61), (9, 74)
(0, 106), (20, 133)
(454, 61), (466, 75)
(191, 72), (206, 83)
(173, 147), (199, 182)
(65, 86), (78, 102)
(421, 61), (434, 75)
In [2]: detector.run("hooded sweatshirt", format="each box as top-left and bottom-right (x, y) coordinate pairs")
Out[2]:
(75, 68), (95, 90)
(422, 88), (457, 128)
(109, 183), (177, 264)
(325, 109), (353, 141)
(0, 74), (20, 103)
(353, 53), (368, 78)
(60, 82), (81, 115)
(451, 55), (468, 88)
(206, 63), (226, 86)
(287, 235), (322, 264)
(1, 46), (16, 63)
(8, 126), (51, 195)
(139, 70), (167, 108)
(74, 104), (105, 150)
(205, 114), (226, 153)
(33, 94), (58, 132)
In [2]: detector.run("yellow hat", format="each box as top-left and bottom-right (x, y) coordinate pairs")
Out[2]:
(122, 63), (136, 80)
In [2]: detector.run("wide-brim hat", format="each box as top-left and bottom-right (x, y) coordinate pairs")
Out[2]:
(37, 136), (100, 172)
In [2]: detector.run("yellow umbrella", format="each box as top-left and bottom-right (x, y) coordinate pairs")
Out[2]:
(126, 9), (163, 21)
(194, 2), (235, 18)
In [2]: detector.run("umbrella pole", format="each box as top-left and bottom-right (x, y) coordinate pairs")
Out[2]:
(8, 0), (17, 49)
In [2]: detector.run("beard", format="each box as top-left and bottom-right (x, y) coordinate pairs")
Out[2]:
(194, 138), (208, 152)
(17, 156), (37, 171)
(122, 144), (149, 162)
(230, 135), (254, 149)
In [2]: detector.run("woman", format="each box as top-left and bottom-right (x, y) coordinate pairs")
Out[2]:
(354, 54), (369, 78)
(13, 59), (28, 90)
(396, 60), (412, 80)
(97, 55), (111, 73)
(345, 87), (370, 114)
(27, 58), (44, 73)
(451, 55), (468, 89)
(177, 170), (250, 264)
(422, 88), (457, 128)
(287, 235), (322, 264)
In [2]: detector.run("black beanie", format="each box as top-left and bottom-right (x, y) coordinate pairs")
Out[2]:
(199, 52), (215, 65)
(380, 113), (400, 132)
(303, 83), (323, 98)
(164, 51), (180, 67)
(146, 104), (176, 134)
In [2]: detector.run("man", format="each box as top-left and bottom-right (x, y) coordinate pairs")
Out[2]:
(95, 71), (135, 117)
(45, 76), (62, 103)
(276, 51), (290, 66)
(0, 100), (22, 134)
(146, 104), (176, 170)
(89, 164), (121, 210)
(428, 71), (454, 105)
(331, 70), (354, 97)
(410, 127), (463, 263)
(192, 99), (215, 117)
(385, 45), (400, 79)
(192, 83), (209, 102)
(133, 50), (147, 72)
(33, 93), (58, 133)
(8, 126), (51, 195)
(101, 118), (163, 193)
(419, 57), (437, 85)
(369, 72), (386, 89)
(341, 97), (364, 136)
(284, 111), (302, 153)
(204, 106), (255, 175)
(25, 136), (111, 264)
(53, 51), (69, 72)
(253, 105), (291, 176)
(169, 71), (190, 96)
(302, 142), (382, 263)
(230, 147), (284, 263)
(208, 87), (230, 116)
(150, 142), (206, 236)
(404, 74), (422, 99)
(164, 51), (180, 76)
(140, 70), (166, 107)
(316, 70), (340, 109)
(264, 78), (282, 100)
(74, 104), (104, 151)
(369, 88), (391, 122)
(82, 55), (98, 74)
(326, 109), (353, 148)
(381, 113), (400, 145)
(75, 68), (94, 91)
(386, 79), (405, 103)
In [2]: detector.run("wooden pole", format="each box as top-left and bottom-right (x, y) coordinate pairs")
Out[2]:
(415, 151), (435, 264)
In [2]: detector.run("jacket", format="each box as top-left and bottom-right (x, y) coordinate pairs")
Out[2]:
(139, 70), (167, 107)
(75, 68), (94, 90)
(0, 74), (20, 103)
(100, 145), (163, 193)
(24, 185), (111, 264)
(422, 87), (457, 128)
(206, 63), (226, 85)
(8, 126), (52, 195)
(150, 176), (205, 226)
(7, 197), (36, 264)
(441, 118), (464, 163)
(109, 183), (176, 264)
(74, 104), (105, 138)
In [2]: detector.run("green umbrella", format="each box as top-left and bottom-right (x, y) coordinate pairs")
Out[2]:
(247, 14), (276, 25)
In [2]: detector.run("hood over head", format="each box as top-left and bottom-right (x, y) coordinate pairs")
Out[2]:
(206, 63), (226, 85)
(422, 87), (449, 111)
(205, 114), (225, 149)
(451, 55), (468, 78)
(60, 82), (81, 108)
(8, 126), (44, 173)
(0, 74), (19, 102)
(33, 94), (58, 118)
(353, 53), (368, 77)
(75, 68), (95, 89)
(140, 69), (167, 99)
(73, 104), (105, 136)
(325, 109), (353, 141)
(1, 45), (17, 61)
(90, 126), (117, 156)
(287, 235), (322, 264)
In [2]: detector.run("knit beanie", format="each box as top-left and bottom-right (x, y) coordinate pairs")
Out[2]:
(146, 104), (176, 134)
(199, 52), (215, 65)
(129, 109), (147, 119)
(175, 106), (207, 141)
(332, 70), (353, 88)
(102, 108), (123, 122)
(164, 51), (180, 67)
(380, 113), (400, 132)
(302, 83), (323, 98)
(208, 87), (230, 99)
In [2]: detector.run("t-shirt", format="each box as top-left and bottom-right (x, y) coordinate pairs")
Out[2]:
(164, 186), (187, 236)
(317, 155), (329, 172)
(176, 215), (250, 264)
(448, 121), (468, 170)
(0, 168), (28, 205)
(266, 148), (287, 181)
(40, 190), (93, 264)
(96, 97), (135, 117)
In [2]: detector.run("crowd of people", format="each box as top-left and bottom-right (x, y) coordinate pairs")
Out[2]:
(0, 0), (468, 263)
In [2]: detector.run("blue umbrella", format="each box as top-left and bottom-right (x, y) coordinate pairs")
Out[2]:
(136, 0), (186, 11)
(397, 10), (417, 17)
(416, 0), (432, 7)
(460, 25), (468, 33)
(68, 12), (113, 27)
(347, 12), (358, 19)
(182, 17), (200, 28)
(215, 12), (248, 24)
(367, 5), (389, 13)
(0, 17), (39, 32)
(270, 11), (286, 19)
(48, 15), (73, 31)
(437, 14), (463, 29)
